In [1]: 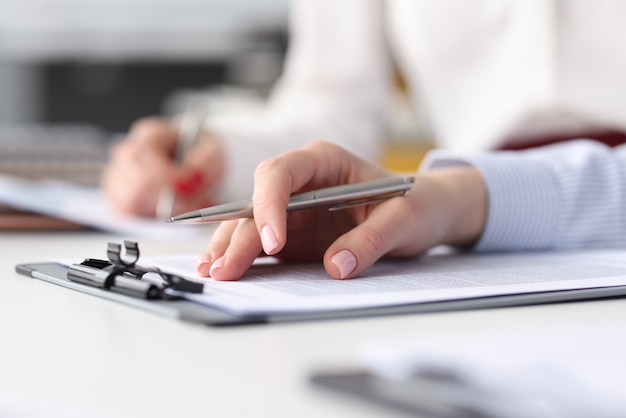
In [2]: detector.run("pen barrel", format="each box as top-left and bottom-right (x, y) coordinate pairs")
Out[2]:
(195, 200), (254, 222)
(288, 176), (415, 210)
(171, 175), (416, 223)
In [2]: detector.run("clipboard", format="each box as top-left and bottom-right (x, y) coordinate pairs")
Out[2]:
(15, 241), (626, 326)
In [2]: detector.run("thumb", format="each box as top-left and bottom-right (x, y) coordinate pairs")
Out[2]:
(323, 199), (416, 279)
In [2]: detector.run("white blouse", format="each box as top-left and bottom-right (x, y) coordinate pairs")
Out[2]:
(209, 0), (626, 201)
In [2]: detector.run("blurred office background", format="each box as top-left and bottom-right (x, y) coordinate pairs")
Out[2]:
(0, 0), (289, 131)
(0, 0), (428, 178)
(0, 0), (295, 186)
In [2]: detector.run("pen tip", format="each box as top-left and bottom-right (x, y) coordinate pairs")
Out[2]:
(166, 217), (175, 223)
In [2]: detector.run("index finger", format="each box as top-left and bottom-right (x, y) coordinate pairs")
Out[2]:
(251, 141), (364, 255)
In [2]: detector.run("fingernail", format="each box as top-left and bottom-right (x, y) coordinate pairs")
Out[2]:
(209, 255), (226, 278)
(174, 171), (205, 196)
(331, 250), (357, 279)
(174, 179), (196, 196)
(195, 252), (213, 277)
(261, 225), (279, 255)
(189, 170), (205, 186)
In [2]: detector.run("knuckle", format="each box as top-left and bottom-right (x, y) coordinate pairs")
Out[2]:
(254, 157), (283, 178)
(129, 118), (172, 145)
(303, 140), (342, 158)
(355, 225), (386, 255)
(393, 198), (414, 219)
(110, 140), (134, 159)
(129, 117), (162, 133)
(303, 139), (333, 151)
(254, 198), (283, 214)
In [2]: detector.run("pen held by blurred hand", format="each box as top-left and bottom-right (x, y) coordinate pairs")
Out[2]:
(155, 109), (206, 220)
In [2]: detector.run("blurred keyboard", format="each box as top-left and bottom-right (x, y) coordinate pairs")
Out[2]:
(0, 124), (113, 187)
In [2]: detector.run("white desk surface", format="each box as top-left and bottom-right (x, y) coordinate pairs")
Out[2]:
(2, 231), (626, 418)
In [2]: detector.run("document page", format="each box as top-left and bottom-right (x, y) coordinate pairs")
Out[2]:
(145, 249), (626, 315)
(0, 174), (208, 239)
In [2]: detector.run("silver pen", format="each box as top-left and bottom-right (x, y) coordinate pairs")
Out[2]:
(155, 107), (205, 221)
(167, 175), (415, 223)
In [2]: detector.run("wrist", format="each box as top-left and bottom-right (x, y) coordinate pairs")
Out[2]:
(426, 167), (487, 247)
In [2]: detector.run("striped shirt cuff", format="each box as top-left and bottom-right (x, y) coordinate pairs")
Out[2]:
(421, 150), (559, 252)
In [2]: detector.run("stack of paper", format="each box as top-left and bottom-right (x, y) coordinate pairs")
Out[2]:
(147, 249), (626, 315)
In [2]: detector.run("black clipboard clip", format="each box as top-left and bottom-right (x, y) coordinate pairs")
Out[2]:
(67, 240), (204, 300)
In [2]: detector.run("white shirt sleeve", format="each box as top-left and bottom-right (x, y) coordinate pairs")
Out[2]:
(421, 140), (626, 251)
(209, 0), (391, 201)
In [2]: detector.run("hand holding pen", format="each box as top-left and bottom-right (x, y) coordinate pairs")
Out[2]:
(101, 111), (225, 219)
(193, 141), (488, 281)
